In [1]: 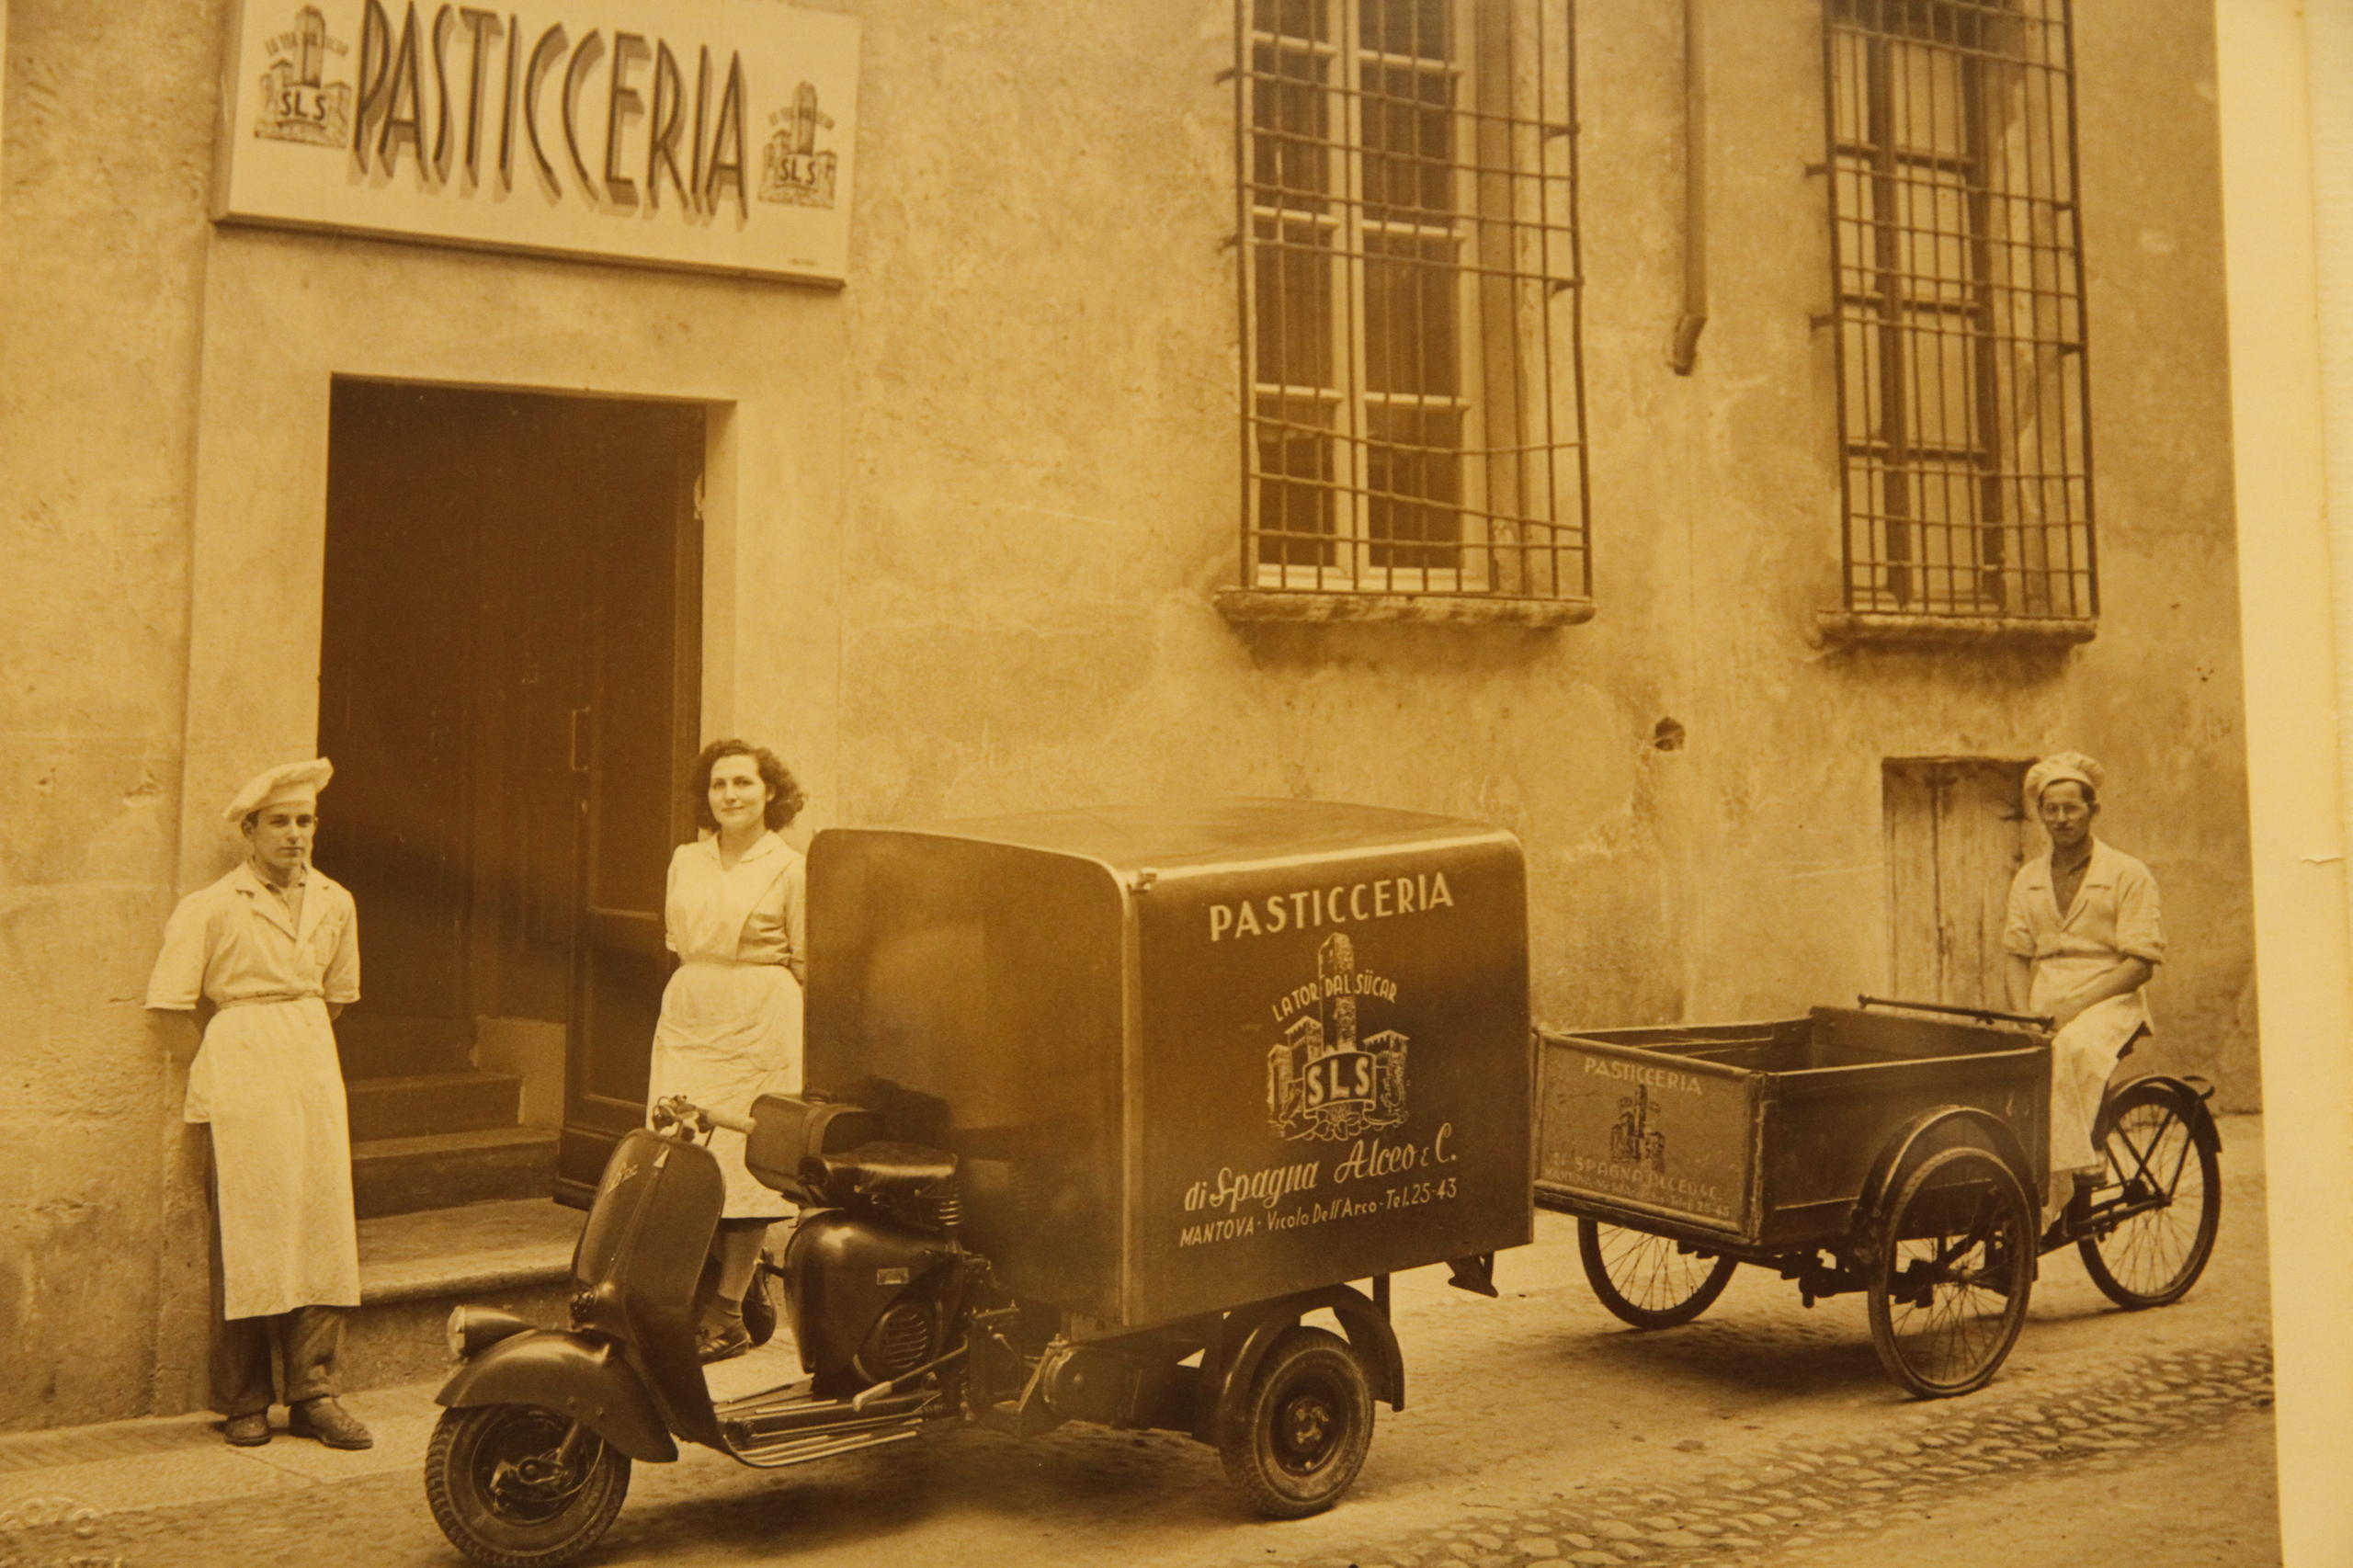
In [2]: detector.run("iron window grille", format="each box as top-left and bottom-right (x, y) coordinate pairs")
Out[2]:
(1234, 0), (1590, 609)
(1823, 0), (2096, 626)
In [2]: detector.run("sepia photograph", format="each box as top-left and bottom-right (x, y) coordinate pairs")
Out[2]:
(1, 0), (2346, 1565)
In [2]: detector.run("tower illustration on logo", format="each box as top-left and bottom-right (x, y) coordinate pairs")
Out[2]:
(1608, 1085), (1669, 1174)
(255, 6), (352, 148)
(1267, 933), (1408, 1142)
(760, 82), (839, 208)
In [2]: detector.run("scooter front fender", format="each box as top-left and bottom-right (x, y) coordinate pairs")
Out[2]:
(435, 1328), (679, 1463)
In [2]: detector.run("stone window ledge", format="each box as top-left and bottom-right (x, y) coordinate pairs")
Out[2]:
(1816, 610), (2097, 648)
(1216, 589), (1597, 629)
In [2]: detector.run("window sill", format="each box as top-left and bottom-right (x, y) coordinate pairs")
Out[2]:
(1216, 589), (1597, 628)
(1816, 610), (2097, 647)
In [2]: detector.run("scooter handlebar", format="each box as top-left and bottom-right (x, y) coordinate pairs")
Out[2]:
(650, 1096), (755, 1138)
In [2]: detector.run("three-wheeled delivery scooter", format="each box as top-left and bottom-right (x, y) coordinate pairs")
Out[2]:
(425, 801), (1533, 1567)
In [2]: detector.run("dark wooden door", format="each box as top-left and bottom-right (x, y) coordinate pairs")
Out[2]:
(555, 402), (704, 1206)
(318, 382), (700, 1190)
(1882, 758), (2031, 1008)
(320, 392), (482, 1033)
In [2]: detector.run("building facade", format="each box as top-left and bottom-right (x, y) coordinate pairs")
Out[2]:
(0, 0), (2254, 1429)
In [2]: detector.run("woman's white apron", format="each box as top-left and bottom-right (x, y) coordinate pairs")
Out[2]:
(646, 960), (804, 1216)
(648, 834), (805, 1219)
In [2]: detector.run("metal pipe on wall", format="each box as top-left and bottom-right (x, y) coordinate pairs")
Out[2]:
(1670, 0), (1708, 374)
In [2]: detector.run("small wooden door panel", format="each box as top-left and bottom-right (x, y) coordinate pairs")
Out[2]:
(1883, 758), (2030, 1009)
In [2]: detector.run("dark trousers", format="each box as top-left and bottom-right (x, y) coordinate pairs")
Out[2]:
(205, 1147), (344, 1417)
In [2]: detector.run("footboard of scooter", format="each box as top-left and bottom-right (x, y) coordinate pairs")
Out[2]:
(436, 1328), (679, 1463)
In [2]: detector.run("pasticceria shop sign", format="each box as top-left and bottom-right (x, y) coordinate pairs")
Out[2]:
(214, 0), (858, 283)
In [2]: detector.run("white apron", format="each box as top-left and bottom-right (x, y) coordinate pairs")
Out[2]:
(2004, 839), (2165, 1183)
(195, 997), (363, 1317)
(148, 865), (362, 1320)
(647, 834), (806, 1219)
(2031, 963), (2150, 1176)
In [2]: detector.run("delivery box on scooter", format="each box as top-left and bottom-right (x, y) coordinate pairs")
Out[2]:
(802, 800), (1532, 1331)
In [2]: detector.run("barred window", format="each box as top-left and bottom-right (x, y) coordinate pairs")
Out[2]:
(1233, 0), (1588, 615)
(1824, 0), (2095, 630)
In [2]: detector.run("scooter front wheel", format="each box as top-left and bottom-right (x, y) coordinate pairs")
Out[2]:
(425, 1403), (631, 1568)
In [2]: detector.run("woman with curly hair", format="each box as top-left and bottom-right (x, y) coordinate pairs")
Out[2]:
(645, 739), (810, 1360)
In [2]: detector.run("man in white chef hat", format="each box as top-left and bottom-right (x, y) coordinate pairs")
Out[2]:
(146, 758), (371, 1449)
(2002, 751), (2166, 1233)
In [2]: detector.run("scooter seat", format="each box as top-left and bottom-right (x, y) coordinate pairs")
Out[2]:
(807, 1141), (959, 1201)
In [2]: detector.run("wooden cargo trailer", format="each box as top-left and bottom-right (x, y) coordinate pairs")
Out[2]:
(1534, 1003), (2075, 1397)
(1536, 1007), (2050, 1250)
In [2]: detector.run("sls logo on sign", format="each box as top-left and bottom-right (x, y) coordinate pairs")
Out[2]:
(1267, 934), (1408, 1143)
(256, 6), (355, 146)
(760, 83), (837, 209)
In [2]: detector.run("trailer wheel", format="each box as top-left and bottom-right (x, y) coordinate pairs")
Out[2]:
(1217, 1327), (1374, 1519)
(425, 1404), (630, 1568)
(1866, 1145), (2034, 1398)
(1576, 1221), (1738, 1329)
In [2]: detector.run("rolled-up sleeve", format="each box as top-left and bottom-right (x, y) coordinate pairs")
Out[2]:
(323, 896), (362, 1005)
(2001, 867), (2038, 959)
(2114, 860), (2166, 964)
(144, 895), (210, 1010)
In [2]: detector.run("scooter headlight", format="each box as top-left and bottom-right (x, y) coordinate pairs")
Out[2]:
(446, 1305), (534, 1360)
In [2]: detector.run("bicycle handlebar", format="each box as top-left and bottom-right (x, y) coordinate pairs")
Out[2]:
(1856, 994), (2054, 1029)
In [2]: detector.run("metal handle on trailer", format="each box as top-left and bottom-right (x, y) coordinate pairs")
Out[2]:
(1855, 994), (2054, 1030)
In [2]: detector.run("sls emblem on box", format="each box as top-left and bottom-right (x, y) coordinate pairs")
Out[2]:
(1267, 934), (1408, 1142)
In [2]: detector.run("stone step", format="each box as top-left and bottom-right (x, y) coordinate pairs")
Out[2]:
(336, 1012), (476, 1079)
(346, 1070), (523, 1142)
(345, 1199), (579, 1392)
(351, 1127), (560, 1220)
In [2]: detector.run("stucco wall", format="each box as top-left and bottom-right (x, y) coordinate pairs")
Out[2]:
(827, 0), (2254, 1096)
(0, 1), (219, 1428)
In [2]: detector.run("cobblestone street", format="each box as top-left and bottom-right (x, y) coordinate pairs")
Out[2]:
(1277, 1343), (2274, 1568)
(0, 1118), (2278, 1568)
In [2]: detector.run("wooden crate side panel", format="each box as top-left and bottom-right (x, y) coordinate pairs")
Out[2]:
(1553, 1020), (1798, 1048)
(1754, 1050), (2049, 1248)
(1811, 1006), (2043, 1061)
(1536, 1038), (1756, 1236)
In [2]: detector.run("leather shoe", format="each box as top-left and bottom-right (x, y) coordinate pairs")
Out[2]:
(222, 1412), (270, 1447)
(697, 1323), (753, 1364)
(289, 1396), (373, 1450)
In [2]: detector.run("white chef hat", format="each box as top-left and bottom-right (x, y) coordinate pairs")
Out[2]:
(223, 757), (334, 824)
(2022, 751), (2104, 813)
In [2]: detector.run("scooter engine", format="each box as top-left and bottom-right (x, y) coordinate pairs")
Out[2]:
(784, 1210), (957, 1395)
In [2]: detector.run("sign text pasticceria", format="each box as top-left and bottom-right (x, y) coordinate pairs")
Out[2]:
(217, 0), (859, 283)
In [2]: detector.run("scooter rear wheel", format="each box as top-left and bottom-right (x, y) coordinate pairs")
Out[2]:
(425, 1403), (631, 1568)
